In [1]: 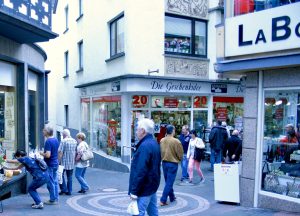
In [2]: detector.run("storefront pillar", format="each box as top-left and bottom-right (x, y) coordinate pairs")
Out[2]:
(121, 94), (131, 163)
(16, 63), (28, 151)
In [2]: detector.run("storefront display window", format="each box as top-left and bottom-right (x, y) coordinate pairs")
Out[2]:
(213, 97), (244, 131)
(28, 71), (38, 151)
(0, 86), (16, 160)
(262, 90), (300, 199)
(193, 110), (208, 138)
(131, 111), (149, 146)
(151, 95), (191, 108)
(152, 111), (190, 142)
(81, 98), (91, 144)
(92, 96), (121, 157)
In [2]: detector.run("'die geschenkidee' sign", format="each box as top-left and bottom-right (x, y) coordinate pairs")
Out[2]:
(225, 3), (300, 57)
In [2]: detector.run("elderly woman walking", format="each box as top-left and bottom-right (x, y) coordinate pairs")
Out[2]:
(75, 132), (90, 193)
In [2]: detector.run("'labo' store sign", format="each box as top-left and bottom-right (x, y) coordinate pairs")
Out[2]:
(225, 3), (300, 57)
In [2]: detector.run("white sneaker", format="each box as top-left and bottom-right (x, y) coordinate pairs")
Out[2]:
(32, 202), (44, 209)
(200, 178), (205, 183)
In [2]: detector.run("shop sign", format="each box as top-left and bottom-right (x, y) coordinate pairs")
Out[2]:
(164, 97), (179, 108)
(225, 3), (300, 56)
(211, 84), (227, 93)
(216, 107), (227, 121)
(132, 95), (148, 108)
(151, 80), (202, 93)
(194, 96), (208, 108)
(111, 81), (120, 92)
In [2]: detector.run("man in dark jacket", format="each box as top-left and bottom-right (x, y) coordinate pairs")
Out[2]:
(129, 118), (161, 216)
(209, 120), (228, 171)
(223, 130), (242, 162)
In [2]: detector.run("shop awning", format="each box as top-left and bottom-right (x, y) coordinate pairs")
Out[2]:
(214, 53), (300, 74)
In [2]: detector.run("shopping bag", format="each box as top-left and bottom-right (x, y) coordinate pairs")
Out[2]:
(57, 165), (64, 184)
(127, 200), (139, 215)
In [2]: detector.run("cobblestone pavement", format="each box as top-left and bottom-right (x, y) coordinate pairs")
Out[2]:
(1, 161), (299, 216)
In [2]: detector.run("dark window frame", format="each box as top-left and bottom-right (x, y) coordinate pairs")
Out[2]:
(109, 12), (124, 58)
(64, 51), (69, 78)
(77, 40), (83, 72)
(79, 0), (83, 16)
(64, 5), (69, 32)
(165, 13), (208, 58)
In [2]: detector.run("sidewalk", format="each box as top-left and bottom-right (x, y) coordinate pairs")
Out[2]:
(0, 161), (298, 216)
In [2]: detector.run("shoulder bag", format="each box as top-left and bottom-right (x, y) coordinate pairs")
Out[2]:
(81, 143), (94, 161)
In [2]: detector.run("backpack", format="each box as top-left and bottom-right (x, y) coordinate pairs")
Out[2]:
(35, 158), (48, 171)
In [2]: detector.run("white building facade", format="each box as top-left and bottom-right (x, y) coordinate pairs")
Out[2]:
(44, 0), (244, 171)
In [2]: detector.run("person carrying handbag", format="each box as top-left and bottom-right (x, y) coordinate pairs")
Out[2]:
(75, 132), (90, 194)
(187, 129), (205, 184)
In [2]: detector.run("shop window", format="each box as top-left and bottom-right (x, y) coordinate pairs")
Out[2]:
(0, 86), (16, 160)
(262, 90), (300, 199)
(234, 0), (300, 16)
(193, 110), (208, 138)
(110, 14), (124, 57)
(92, 96), (121, 157)
(81, 98), (91, 145)
(151, 95), (191, 108)
(28, 71), (38, 151)
(165, 15), (207, 57)
(212, 97), (244, 131)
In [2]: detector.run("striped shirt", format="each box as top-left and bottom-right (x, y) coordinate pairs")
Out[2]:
(58, 137), (77, 170)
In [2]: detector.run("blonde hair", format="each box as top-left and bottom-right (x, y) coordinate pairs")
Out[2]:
(76, 132), (86, 141)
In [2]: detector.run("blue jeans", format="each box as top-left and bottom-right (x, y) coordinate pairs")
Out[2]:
(181, 154), (189, 180)
(29, 177), (49, 204)
(75, 167), (89, 191)
(60, 169), (73, 193)
(161, 162), (178, 203)
(137, 193), (158, 216)
(210, 149), (222, 170)
(47, 166), (59, 201)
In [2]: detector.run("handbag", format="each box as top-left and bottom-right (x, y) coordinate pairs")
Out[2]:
(127, 200), (139, 215)
(58, 165), (64, 184)
(81, 147), (94, 161)
(194, 147), (205, 162)
(264, 173), (279, 192)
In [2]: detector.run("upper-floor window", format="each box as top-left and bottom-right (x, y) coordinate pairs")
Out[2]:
(79, 0), (83, 17)
(110, 14), (124, 57)
(64, 51), (69, 77)
(234, 0), (299, 16)
(78, 40), (83, 71)
(65, 5), (69, 31)
(165, 15), (207, 57)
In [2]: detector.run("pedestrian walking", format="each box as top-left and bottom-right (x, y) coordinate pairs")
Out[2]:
(208, 120), (228, 171)
(128, 118), (161, 216)
(58, 129), (77, 195)
(75, 132), (90, 194)
(4, 150), (49, 209)
(40, 125), (60, 205)
(179, 125), (191, 181)
(187, 129), (205, 184)
(160, 125), (183, 206)
(223, 130), (242, 163)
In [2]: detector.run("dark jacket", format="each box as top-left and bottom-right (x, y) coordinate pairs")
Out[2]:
(179, 133), (191, 154)
(128, 134), (161, 197)
(223, 135), (242, 161)
(209, 126), (228, 151)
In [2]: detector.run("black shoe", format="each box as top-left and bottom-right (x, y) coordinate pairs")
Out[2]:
(59, 192), (66, 195)
(65, 192), (71, 196)
(78, 190), (84, 193)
